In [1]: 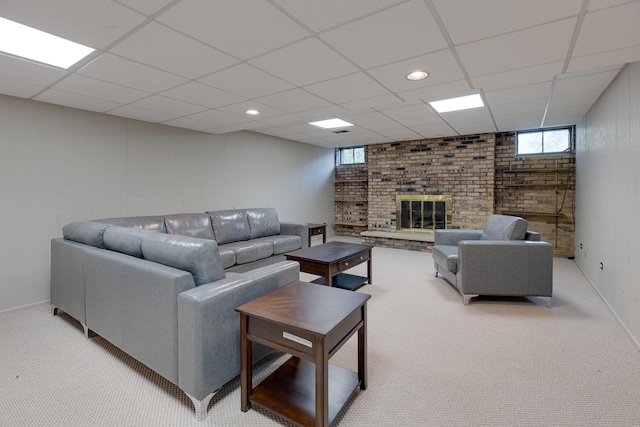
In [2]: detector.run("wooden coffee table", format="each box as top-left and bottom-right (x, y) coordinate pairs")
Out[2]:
(285, 241), (373, 290)
(236, 280), (370, 427)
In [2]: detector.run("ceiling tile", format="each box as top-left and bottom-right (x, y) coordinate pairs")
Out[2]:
(161, 82), (245, 109)
(0, 0), (145, 49)
(0, 55), (66, 87)
(215, 101), (288, 120)
(34, 89), (120, 112)
(108, 105), (177, 123)
(470, 62), (563, 89)
(130, 95), (208, 116)
(434, 0), (583, 45)
(341, 93), (403, 111)
(413, 123), (457, 138)
(490, 98), (548, 117)
(184, 109), (249, 127)
(118, 0), (174, 16)
(494, 112), (544, 132)
(457, 19), (576, 77)
(484, 82), (552, 105)
(257, 89), (332, 113)
(198, 64), (294, 99)
(543, 105), (590, 127)
(161, 116), (219, 132)
(554, 70), (619, 96)
(249, 38), (359, 87)
(549, 90), (604, 109)
(304, 72), (391, 105)
(573, 2), (640, 58)
(375, 128), (423, 141)
(400, 80), (473, 103)
(110, 22), (239, 79)
(568, 46), (640, 73)
(448, 117), (497, 135)
(272, 0), (404, 32)
(367, 49), (466, 93)
(321, 0), (448, 69)
(78, 53), (187, 93)
(0, 78), (44, 98)
(157, 0), (310, 60)
(51, 75), (149, 104)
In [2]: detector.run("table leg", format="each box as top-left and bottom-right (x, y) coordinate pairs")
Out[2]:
(367, 254), (372, 284)
(240, 313), (252, 412)
(358, 304), (368, 390)
(315, 340), (329, 427)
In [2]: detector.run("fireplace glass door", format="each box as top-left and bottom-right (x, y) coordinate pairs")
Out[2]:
(396, 195), (452, 233)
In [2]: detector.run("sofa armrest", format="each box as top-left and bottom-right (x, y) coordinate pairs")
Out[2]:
(177, 260), (300, 401)
(280, 221), (310, 248)
(434, 229), (483, 246)
(457, 240), (553, 297)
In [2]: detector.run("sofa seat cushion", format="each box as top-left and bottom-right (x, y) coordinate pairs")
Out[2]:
(208, 210), (251, 244)
(217, 246), (237, 269)
(432, 245), (458, 273)
(219, 241), (274, 265)
(253, 235), (301, 254)
(247, 208), (280, 239)
(141, 234), (225, 286)
(164, 213), (215, 240)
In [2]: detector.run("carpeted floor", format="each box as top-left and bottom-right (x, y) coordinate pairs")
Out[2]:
(2, 237), (639, 426)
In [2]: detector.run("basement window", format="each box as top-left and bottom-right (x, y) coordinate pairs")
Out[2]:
(338, 146), (365, 165)
(516, 127), (573, 156)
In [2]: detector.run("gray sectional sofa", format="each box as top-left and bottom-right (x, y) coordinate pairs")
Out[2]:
(50, 208), (306, 420)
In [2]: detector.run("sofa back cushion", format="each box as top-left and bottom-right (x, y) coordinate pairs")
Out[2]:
(141, 234), (225, 286)
(103, 226), (160, 258)
(481, 215), (528, 240)
(164, 213), (215, 240)
(63, 221), (112, 248)
(247, 208), (281, 239)
(208, 209), (251, 244)
(96, 215), (167, 233)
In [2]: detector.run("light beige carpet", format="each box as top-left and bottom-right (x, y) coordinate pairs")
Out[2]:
(2, 237), (640, 426)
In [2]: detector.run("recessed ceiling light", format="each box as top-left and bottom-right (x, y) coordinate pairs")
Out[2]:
(406, 71), (429, 81)
(245, 109), (260, 116)
(429, 94), (484, 113)
(0, 16), (94, 69)
(309, 118), (354, 129)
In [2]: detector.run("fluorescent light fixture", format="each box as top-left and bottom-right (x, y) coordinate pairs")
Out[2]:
(309, 118), (354, 129)
(406, 70), (429, 81)
(429, 94), (484, 113)
(0, 17), (94, 69)
(245, 109), (260, 116)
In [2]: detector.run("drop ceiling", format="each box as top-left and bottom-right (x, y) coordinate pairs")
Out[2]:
(1, 0), (639, 148)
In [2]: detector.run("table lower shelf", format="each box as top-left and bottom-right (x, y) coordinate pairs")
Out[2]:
(250, 356), (360, 427)
(311, 273), (368, 291)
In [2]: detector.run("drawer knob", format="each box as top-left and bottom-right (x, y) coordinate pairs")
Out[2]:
(345, 262), (349, 266)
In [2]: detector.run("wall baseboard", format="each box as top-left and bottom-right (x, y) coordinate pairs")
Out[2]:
(0, 299), (50, 315)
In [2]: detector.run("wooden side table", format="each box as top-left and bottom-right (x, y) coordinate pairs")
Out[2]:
(308, 223), (327, 245)
(236, 281), (370, 427)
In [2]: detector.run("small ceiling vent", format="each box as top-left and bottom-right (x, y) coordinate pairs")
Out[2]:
(332, 129), (351, 134)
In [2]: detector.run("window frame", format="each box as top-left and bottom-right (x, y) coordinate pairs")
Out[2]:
(516, 126), (574, 157)
(338, 146), (366, 165)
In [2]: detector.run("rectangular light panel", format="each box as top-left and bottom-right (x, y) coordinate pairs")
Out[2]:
(0, 17), (94, 69)
(429, 94), (484, 113)
(309, 118), (354, 129)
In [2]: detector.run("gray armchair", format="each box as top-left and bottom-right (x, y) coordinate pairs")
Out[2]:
(432, 214), (553, 306)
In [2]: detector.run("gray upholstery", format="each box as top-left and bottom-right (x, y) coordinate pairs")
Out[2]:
(103, 226), (158, 258)
(96, 215), (167, 232)
(50, 207), (305, 421)
(432, 214), (553, 306)
(246, 208), (280, 238)
(164, 213), (215, 240)
(208, 210), (251, 244)
(63, 221), (111, 248)
(141, 234), (225, 286)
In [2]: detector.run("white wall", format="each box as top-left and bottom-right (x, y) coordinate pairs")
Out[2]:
(0, 95), (334, 312)
(575, 62), (640, 346)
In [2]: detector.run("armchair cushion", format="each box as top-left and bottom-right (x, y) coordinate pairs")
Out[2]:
(431, 245), (459, 274)
(481, 214), (528, 240)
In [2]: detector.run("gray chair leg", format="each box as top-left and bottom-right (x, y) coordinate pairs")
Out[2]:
(52, 306), (58, 316)
(540, 296), (552, 308)
(186, 390), (218, 421)
(82, 324), (96, 339)
(463, 294), (478, 305)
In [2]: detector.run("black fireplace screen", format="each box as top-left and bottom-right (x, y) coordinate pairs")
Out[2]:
(397, 195), (452, 232)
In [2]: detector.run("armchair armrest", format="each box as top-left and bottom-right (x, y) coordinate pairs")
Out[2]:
(434, 229), (483, 246)
(280, 221), (310, 247)
(177, 260), (299, 401)
(457, 240), (553, 297)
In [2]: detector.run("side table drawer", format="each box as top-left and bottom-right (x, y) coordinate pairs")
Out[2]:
(310, 227), (324, 236)
(338, 251), (369, 272)
(247, 317), (316, 356)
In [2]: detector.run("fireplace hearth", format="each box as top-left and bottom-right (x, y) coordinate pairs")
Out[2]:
(396, 195), (452, 233)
